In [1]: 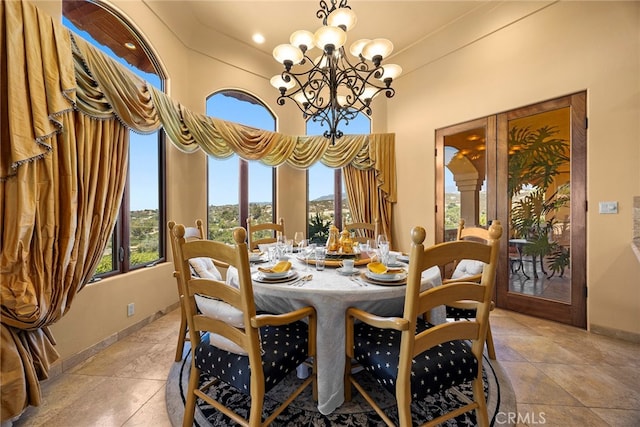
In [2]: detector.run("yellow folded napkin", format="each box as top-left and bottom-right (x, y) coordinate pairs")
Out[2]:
(367, 262), (388, 274)
(258, 260), (291, 274)
(367, 262), (404, 275)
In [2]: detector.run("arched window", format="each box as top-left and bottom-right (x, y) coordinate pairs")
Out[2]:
(63, 1), (166, 277)
(306, 113), (371, 243)
(206, 91), (276, 243)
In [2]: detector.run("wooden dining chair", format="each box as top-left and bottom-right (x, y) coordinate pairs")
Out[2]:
(344, 218), (379, 244)
(443, 219), (497, 359)
(345, 221), (502, 427)
(168, 219), (205, 362)
(246, 217), (285, 250)
(172, 224), (317, 427)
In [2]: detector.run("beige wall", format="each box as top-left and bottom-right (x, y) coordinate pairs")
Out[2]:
(389, 1), (640, 336)
(49, 0), (639, 364)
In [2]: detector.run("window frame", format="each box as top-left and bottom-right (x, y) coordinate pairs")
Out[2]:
(63, 2), (167, 279)
(305, 113), (371, 236)
(206, 91), (277, 242)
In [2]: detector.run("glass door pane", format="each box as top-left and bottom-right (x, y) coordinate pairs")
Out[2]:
(443, 127), (488, 241)
(507, 108), (571, 303)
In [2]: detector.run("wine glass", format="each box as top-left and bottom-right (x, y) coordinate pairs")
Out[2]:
(294, 232), (304, 252)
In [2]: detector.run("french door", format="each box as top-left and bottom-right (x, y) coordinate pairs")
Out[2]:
(436, 92), (587, 328)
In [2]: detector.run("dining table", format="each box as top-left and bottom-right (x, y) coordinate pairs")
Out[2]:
(229, 253), (445, 415)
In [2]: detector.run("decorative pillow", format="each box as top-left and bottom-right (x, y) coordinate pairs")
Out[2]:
(451, 259), (485, 280)
(208, 334), (247, 356)
(189, 257), (223, 281)
(225, 266), (240, 289)
(194, 294), (246, 355)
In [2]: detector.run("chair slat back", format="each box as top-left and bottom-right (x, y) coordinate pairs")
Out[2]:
(172, 225), (263, 363)
(344, 219), (379, 244)
(403, 221), (502, 360)
(247, 217), (285, 250)
(457, 219), (494, 243)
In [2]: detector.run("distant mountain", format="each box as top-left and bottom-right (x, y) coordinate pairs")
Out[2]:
(312, 194), (334, 202)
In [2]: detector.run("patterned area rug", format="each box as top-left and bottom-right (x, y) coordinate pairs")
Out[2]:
(166, 351), (516, 426)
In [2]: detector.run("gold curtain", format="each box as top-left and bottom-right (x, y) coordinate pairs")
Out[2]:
(70, 32), (397, 237)
(1, 0), (397, 420)
(343, 132), (397, 245)
(1, 1), (129, 421)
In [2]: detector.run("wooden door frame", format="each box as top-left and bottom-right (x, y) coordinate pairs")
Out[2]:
(495, 92), (587, 328)
(435, 92), (587, 328)
(435, 116), (497, 240)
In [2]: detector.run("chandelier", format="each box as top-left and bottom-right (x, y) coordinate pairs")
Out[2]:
(270, 0), (402, 144)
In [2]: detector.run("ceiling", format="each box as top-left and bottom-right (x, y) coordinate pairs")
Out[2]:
(142, 0), (490, 57)
(63, 1), (554, 79)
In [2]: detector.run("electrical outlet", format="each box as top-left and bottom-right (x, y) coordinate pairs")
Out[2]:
(127, 303), (135, 317)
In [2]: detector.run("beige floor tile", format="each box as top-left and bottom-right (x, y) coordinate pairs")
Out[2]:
(489, 313), (540, 337)
(516, 403), (608, 426)
(13, 375), (163, 427)
(589, 407), (640, 427)
(492, 338), (528, 362)
(536, 363), (640, 410)
(501, 335), (586, 365)
(123, 385), (173, 427)
(69, 340), (175, 381)
(597, 364), (640, 393)
(13, 374), (108, 427)
(500, 361), (582, 406)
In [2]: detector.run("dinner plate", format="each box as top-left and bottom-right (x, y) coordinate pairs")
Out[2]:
(326, 251), (359, 259)
(365, 270), (407, 282)
(336, 267), (359, 276)
(397, 254), (410, 263)
(258, 268), (292, 279)
(360, 272), (407, 286)
(252, 270), (298, 283)
(386, 261), (407, 268)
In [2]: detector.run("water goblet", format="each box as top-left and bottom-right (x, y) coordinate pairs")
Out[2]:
(304, 243), (316, 272)
(275, 233), (285, 259)
(314, 247), (326, 271)
(298, 239), (308, 270)
(377, 234), (390, 265)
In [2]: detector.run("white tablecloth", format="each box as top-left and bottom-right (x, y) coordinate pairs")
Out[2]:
(234, 261), (445, 415)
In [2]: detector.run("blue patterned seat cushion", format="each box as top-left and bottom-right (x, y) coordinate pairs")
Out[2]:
(353, 318), (478, 400)
(445, 305), (476, 319)
(194, 321), (309, 395)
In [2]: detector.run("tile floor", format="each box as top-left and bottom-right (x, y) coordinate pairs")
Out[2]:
(10, 307), (640, 427)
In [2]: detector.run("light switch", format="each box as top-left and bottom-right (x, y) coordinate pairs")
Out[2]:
(598, 201), (618, 214)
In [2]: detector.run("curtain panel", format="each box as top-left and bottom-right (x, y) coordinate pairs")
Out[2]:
(1, 0), (397, 420)
(1, 1), (129, 421)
